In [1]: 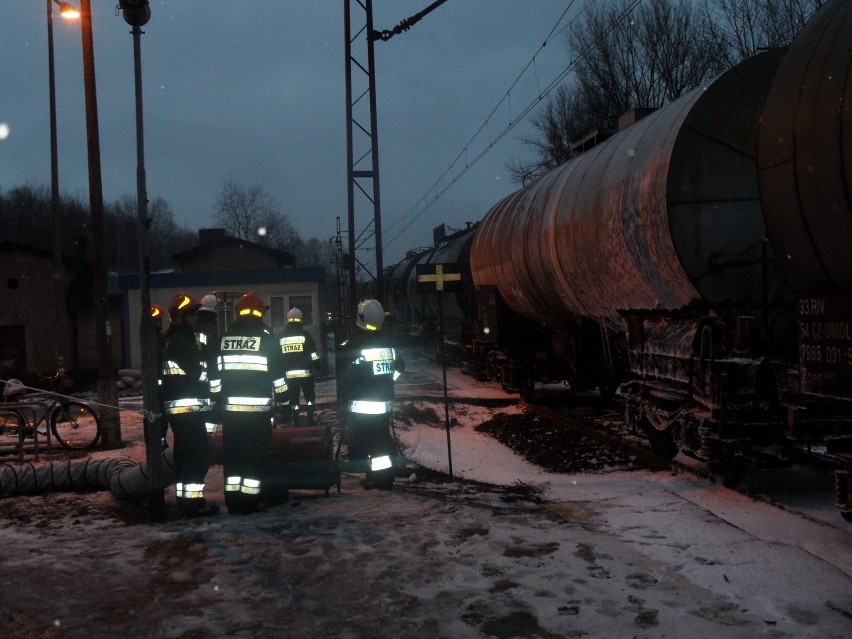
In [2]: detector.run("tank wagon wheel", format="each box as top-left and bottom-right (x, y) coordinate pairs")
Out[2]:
(518, 372), (535, 402)
(645, 424), (679, 460)
(709, 456), (748, 489)
(628, 403), (679, 460)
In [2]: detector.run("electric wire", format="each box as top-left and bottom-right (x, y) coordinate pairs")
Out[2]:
(384, 0), (648, 254)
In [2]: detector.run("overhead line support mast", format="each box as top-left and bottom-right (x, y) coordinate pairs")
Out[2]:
(343, 0), (449, 332)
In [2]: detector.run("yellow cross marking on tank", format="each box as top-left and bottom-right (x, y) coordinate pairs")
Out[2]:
(418, 265), (462, 291)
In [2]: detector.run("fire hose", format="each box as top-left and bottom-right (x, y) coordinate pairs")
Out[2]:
(0, 448), (175, 500)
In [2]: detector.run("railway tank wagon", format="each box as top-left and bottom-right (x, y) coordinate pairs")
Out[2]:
(386, 0), (850, 518)
(470, 46), (796, 470)
(386, 226), (476, 354)
(757, 0), (852, 517)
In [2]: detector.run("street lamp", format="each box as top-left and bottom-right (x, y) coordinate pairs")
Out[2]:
(57, 2), (80, 18)
(116, 0), (164, 511)
(46, 0), (79, 370)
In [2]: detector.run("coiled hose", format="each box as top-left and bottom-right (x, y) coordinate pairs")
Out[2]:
(0, 449), (175, 500)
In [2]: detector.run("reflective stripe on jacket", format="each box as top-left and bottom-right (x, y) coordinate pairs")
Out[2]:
(221, 396), (273, 412)
(163, 398), (213, 415)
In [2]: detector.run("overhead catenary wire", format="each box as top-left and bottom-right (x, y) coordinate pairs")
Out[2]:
(384, 0), (648, 253)
(383, 0), (582, 248)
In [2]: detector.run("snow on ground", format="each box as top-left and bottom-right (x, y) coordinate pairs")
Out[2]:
(0, 356), (850, 638)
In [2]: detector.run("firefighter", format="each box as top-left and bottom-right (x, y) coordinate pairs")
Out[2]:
(196, 294), (219, 343)
(279, 307), (321, 426)
(340, 299), (405, 489)
(159, 293), (216, 517)
(210, 291), (288, 514)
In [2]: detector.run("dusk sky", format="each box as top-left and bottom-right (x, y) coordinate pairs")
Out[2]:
(1, 1), (576, 266)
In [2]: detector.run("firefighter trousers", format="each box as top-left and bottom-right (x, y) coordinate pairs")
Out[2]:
(221, 411), (273, 514)
(166, 411), (213, 515)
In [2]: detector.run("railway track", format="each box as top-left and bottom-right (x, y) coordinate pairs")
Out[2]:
(518, 397), (847, 526)
(521, 399), (677, 473)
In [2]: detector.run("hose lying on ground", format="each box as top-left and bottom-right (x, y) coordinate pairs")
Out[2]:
(0, 448), (175, 500)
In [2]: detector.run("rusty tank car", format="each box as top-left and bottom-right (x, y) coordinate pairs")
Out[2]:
(385, 0), (852, 519)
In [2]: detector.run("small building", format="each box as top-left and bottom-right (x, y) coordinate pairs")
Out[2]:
(119, 229), (327, 370)
(0, 241), (123, 384)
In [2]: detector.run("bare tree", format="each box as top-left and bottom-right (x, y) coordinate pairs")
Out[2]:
(213, 180), (299, 251)
(702, 0), (822, 66)
(146, 197), (197, 270)
(569, 0), (724, 120)
(104, 195), (137, 273)
(290, 236), (336, 268)
(507, 85), (590, 182)
(103, 195), (197, 272)
(511, 0), (724, 183)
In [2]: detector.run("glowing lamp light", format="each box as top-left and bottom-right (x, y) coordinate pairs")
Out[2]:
(58, 2), (80, 18)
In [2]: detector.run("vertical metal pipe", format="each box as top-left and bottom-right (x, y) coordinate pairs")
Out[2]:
(438, 294), (453, 478)
(47, 0), (64, 369)
(131, 23), (166, 511)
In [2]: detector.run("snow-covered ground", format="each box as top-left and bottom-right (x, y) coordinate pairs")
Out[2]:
(0, 357), (850, 638)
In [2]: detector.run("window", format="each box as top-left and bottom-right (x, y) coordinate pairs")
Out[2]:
(289, 296), (313, 326)
(269, 295), (313, 334)
(269, 296), (286, 335)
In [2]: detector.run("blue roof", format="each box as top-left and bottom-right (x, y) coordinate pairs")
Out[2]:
(118, 267), (326, 290)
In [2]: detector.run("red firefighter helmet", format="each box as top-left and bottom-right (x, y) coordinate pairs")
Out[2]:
(168, 293), (199, 325)
(149, 305), (165, 320)
(235, 291), (264, 318)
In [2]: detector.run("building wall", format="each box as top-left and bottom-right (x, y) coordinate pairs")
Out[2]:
(121, 268), (326, 370)
(0, 247), (95, 381)
(1, 238), (310, 385)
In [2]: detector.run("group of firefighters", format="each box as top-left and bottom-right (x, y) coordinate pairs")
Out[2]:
(150, 292), (404, 517)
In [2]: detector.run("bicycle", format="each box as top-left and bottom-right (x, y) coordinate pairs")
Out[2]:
(1, 369), (101, 450)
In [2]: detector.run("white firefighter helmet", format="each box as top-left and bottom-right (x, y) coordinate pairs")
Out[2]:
(287, 307), (303, 322)
(356, 299), (384, 331)
(199, 293), (217, 315)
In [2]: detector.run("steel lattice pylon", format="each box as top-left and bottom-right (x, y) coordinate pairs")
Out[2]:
(344, 0), (384, 324)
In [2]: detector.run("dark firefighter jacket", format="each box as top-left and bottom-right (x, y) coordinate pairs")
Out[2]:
(210, 316), (288, 412)
(340, 330), (405, 414)
(159, 324), (211, 416)
(279, 320), (320, 379)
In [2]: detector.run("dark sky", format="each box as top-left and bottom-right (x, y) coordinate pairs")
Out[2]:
(1, 1), (575, 266)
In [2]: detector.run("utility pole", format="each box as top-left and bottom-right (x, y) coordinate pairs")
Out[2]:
(80, 0), (121, 447)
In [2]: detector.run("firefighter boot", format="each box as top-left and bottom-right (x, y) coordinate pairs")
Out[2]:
(307, 404), (316, 426)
